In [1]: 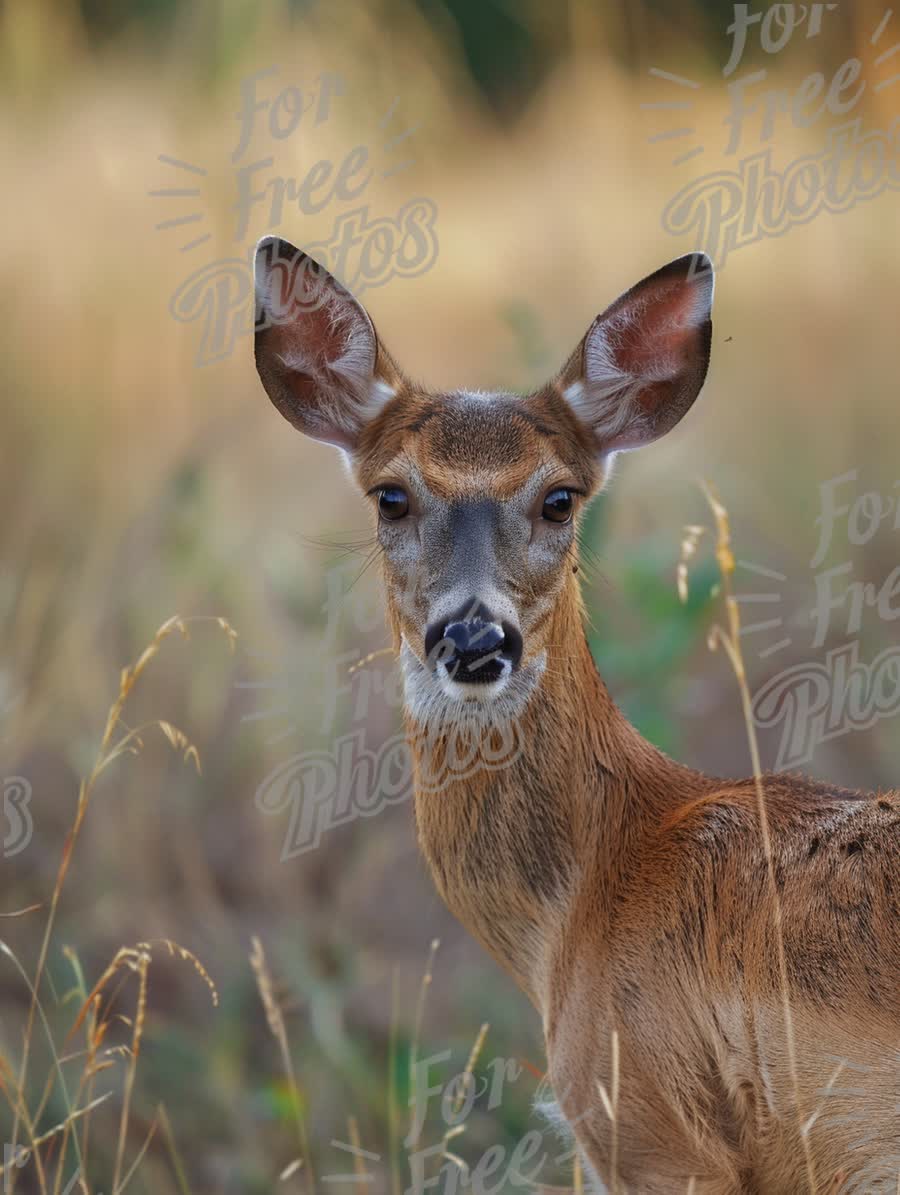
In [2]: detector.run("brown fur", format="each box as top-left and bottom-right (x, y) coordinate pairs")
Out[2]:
(253, 242), (899, 1193)
(356, 394), (900, 1193)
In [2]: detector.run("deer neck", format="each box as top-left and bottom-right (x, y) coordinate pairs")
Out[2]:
(401, 573), (706, 1011)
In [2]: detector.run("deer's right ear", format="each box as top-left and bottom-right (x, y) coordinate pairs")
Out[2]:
(253, 236), (399, 453)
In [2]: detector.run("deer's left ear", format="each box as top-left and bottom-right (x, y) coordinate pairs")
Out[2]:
(253, 236), (402, 453)
(558, 252), (714, 455)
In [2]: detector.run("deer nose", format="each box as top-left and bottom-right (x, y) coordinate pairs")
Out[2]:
(424, 601), (523, 684)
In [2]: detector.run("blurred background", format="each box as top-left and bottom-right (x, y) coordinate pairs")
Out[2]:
(1, 0), (899, 1190)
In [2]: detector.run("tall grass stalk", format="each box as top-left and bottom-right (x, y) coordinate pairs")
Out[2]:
(408, 938), (440, 1147)
(682, 483), (817, 1193)
(249, 935), (314, 1195)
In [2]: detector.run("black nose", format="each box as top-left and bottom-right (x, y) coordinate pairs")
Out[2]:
(424, 600), (523, 684)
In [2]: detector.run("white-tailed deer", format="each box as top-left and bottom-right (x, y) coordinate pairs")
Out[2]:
(253, 237), (900, 1193)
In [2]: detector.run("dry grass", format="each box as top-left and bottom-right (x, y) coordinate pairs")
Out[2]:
(677, 486), (898, 1194)
(0, 614), (545, 1189)
(696, 484), (819, 1191)
(249, 934), (313, 1195)
(2, 1), (900, 1189)
(0, 617), (234, 1193)
(439, 1021), (490, 1180)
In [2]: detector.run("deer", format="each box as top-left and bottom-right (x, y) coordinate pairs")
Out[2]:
(251, 235), (900, 1194)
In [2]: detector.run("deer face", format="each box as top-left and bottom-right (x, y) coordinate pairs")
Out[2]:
(253, 239), (714, 724)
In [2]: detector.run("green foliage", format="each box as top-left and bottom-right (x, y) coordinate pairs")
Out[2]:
(581, 498), (717, 755)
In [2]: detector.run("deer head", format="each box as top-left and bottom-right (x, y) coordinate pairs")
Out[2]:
(253, 237), (714, 729)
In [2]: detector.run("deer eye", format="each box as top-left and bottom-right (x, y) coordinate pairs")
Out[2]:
(541, 488), (574, 523)
(377, 486), (410, 521)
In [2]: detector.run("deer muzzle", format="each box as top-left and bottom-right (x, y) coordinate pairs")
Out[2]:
(424, 599), (523, 686)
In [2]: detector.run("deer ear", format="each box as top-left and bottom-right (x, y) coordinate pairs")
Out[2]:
(253, 236), (399, 452)
(559, 252), (714, 455)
